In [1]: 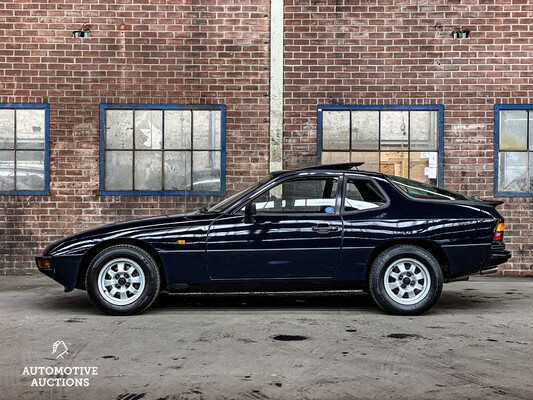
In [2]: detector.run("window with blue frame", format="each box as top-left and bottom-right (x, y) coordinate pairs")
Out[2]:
(100, 104), (225, 196)
(0, 104), (50, 195)
(495, 105), (533, 196)
(318, 105), (444, 186)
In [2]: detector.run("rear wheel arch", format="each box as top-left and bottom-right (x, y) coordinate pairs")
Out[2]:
(76, 239), (167, 291)
(368, 244), (444, 315)
(365, 239), (450, 282)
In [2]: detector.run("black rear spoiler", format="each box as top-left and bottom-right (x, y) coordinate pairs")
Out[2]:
(481, 200), (504, 207)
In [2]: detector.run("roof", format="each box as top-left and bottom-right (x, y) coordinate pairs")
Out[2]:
(304, 162), (364, 171)
(272, 162), (386, 179)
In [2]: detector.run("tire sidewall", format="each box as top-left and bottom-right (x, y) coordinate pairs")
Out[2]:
(370, 245), (443, 315)
(86, 245), (160, 315)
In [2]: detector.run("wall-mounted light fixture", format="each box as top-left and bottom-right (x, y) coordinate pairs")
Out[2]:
(451, 27), (470, 39)
(72, 24), (92, 38)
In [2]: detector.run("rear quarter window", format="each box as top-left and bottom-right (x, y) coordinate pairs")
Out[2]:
(344, 179), (387, 212)
(387, 175), (478, 201)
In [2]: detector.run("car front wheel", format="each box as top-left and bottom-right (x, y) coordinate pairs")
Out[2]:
(368, 245), (443, 315)
(85, 245), (160, 315)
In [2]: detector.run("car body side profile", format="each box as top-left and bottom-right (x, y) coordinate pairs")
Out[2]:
(36, 163), (511, 316)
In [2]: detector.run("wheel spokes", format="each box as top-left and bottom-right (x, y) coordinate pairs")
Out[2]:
(388, 281), (400, 291)
(383, 257), (432, 305)
(98, 257), (146, 306)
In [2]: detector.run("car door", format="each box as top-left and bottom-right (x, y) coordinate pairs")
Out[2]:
(206, 175), (344, 279)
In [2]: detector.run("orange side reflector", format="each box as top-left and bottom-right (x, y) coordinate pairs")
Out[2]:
(496, 223), (505, 232)
(177, 240), (186, 245)
(37, 259), (51, 269)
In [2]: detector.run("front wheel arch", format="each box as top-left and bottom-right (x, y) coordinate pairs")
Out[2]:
(85, 244), (161, 315)
(76, 239), (167, 291)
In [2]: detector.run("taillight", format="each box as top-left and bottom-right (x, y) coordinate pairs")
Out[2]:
(494, 222), (504, 242)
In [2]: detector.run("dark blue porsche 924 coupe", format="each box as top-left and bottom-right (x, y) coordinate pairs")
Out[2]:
(36, 163), (510, 316)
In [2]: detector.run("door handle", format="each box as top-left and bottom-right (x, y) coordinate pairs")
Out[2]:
(312, 224), (339, 234)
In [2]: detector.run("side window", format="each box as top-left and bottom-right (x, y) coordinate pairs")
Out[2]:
(252, 178), (338, 214)
(344, 179), (386, 212)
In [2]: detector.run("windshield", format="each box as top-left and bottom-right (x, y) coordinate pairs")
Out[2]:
(387, 175), (479, 202)
(208, 175), (273, 213)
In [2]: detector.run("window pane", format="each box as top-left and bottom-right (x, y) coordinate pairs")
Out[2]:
(193, 110), (221, 150)
(16, 150), (45, 191)
(344, 179), (386, 211)
(253, 178), (337, 214)
(134, 151), (162, 191)
(105, 151), (133, 190)
(352, 111), (378, 150)
(164, 151), (191, 190)
(164, 110), (191, 149)
(16, 109), (45, 150)
(410, 152), (438, 185)
(500, 110), (527, 150)
(351, 152), (379, 172)
(380, 151), (408, 178)
(0, 150), (15, 190)
(321, 151), (349, 164)
(135, 110), (162, 150)
(323, 111), (349, 150)
(410, 111), (438, 151)
(381, 111), (408, 150)
(105, 110), (133, 149)
(499, 152), (527, 192)
(0, 109), (14, 149)
(193, 151), (221, 191)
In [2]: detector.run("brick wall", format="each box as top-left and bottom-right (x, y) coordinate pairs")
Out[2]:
(1, 0), (531, 275)
(283, 0), (533, 275)
(0, 0), (271, 274)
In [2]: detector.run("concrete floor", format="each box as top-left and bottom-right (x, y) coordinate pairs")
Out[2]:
(1, 275), (533, 400)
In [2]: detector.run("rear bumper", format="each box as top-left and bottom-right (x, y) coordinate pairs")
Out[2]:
(485, 244), (511, 267)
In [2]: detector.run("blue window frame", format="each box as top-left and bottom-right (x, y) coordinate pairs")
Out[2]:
(317, 105), (444, 186)
(99, 104), (226, 196)
(494, 105), (533, 197)
(0, 103), (50, 195)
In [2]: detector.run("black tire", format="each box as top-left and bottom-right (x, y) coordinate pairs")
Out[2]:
(85, 245), (161, 315)
(368, 245), (443, 315)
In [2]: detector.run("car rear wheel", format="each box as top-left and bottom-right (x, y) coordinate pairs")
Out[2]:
(86, 245), (160, 315)
(369, 245), (443, 315)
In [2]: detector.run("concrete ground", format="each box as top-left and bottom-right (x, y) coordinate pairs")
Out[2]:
(1, 275), (533, 400)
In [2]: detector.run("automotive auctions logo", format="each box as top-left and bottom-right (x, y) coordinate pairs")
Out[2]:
(22, 341), (98, 387)
(52, 341), (68, 359)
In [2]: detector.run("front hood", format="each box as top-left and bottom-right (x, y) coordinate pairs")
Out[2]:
(44, 212), (219, 256)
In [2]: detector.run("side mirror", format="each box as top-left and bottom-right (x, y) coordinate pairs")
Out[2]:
(244, 202), (256, 224)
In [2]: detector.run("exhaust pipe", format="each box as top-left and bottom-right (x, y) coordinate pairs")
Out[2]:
(480, 267), (498, 275)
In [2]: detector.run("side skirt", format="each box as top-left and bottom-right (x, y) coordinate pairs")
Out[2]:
(166, 289), (365, 297)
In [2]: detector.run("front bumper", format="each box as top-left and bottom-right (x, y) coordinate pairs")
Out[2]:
(35, 255), (84, 292)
